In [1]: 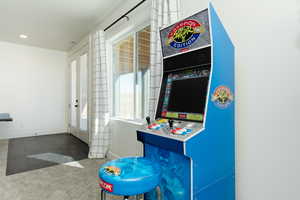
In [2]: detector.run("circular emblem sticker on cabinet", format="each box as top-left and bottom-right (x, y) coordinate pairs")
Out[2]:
(211, 86), (234, 109)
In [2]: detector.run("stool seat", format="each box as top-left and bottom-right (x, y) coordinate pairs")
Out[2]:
(99, 157), (161, 196)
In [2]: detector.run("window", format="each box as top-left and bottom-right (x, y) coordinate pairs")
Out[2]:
(112, 26), (150, 120)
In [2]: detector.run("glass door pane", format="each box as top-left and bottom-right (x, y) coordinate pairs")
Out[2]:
(69, 49), (89, 144)
(80, 53), (88, 131)
(70, 60), (77, 127)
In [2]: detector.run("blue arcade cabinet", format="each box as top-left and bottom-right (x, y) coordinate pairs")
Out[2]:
(137, 4), (235, 200)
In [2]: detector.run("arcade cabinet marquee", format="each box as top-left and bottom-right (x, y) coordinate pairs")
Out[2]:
(137, 4), (235, 200)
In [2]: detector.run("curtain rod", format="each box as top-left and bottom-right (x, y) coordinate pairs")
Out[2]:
(104, 0), (147, 32)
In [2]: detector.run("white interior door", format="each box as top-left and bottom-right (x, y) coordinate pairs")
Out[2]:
(70, 52), (89, 144)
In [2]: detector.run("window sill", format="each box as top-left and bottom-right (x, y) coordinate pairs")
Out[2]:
(110, 117), (145, 126)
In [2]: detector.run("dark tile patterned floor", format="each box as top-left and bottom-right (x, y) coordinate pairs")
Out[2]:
(6, 133), (89, 175)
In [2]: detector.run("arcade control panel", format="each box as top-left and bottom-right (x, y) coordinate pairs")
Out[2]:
(141, 117), (203, 142)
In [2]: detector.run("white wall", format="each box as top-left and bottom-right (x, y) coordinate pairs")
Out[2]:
(108, 120), (144, 159)
(181, 0), (300, 200)
(0, 42), (68, 139)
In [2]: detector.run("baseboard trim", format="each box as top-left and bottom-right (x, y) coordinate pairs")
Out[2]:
(107, 151), (121, 160)
(0, 129), (68, 140)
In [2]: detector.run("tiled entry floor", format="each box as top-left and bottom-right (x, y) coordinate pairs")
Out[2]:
(6, 133), (89, 175)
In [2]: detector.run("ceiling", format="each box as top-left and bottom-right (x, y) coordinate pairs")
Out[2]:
(0, 0), (124, 51)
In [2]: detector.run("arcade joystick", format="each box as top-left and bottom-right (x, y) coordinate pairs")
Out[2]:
(168, 119), (174, 130)
(146, 116), (151, 126)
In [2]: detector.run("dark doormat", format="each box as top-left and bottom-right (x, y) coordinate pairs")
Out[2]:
(6, 133), (89, 175)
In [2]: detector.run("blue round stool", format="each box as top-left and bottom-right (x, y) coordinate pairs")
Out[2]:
(98, 157), (161, 200)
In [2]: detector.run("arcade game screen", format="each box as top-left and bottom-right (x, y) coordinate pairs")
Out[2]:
(168, 78), (208, 113)
(158, 68), (210, 122)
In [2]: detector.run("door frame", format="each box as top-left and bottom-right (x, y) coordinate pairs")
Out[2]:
(68, 44), (89, 144)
